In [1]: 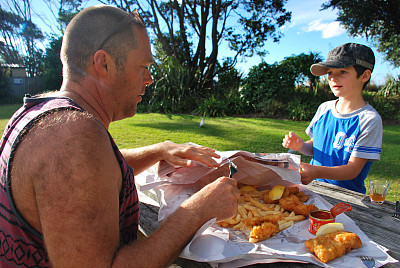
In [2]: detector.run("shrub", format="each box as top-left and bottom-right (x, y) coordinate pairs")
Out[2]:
(193, 96), (227, 117)
(241, 62), (296, 113)
(379, 75), (400, 97)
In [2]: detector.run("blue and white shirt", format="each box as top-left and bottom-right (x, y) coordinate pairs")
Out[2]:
(306, 100), (382, 194)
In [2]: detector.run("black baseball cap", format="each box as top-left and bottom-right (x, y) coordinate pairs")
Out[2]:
(310, 43), (375, 76)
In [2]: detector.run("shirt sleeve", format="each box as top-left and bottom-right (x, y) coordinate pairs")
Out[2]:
(305, 101), (334, 139)
(351, 106), (383, 161)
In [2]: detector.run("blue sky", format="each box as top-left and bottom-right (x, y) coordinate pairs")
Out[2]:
(234, 0), (400, 85)
(7, 0), (399, 85)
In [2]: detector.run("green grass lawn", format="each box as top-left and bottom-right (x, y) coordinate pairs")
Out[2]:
(1, 105), (399, 202)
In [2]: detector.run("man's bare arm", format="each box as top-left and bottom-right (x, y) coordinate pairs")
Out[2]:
(13, 111), (238, 267)
(113, 177), (239, 267)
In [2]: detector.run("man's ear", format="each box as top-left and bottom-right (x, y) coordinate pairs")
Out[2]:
(93, 50), (111, 78)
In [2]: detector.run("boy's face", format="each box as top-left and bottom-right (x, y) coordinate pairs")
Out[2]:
(326, 66), (370, 98)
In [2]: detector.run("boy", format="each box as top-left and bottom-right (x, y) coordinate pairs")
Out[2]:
(282, 43), (382, 194)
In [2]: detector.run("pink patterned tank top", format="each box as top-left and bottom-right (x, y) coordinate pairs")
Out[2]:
(0, 96), (139, 267)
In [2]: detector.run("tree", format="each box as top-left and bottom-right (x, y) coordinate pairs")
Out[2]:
(100, 0), (291, 102)
(0, 6), (25, 64)
(280, 52), (322, 94)
(322, 0), (400, 67)
(241, 61), (296, 114)
(0, 2), (44, 76)
(43, 36), (63, 91)
(56, 0), (83, 34)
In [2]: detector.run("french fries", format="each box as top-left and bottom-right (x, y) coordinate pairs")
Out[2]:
(217, 185), (312, 243)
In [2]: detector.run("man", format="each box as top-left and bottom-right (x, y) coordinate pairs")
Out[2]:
(0, 5), (239, 267)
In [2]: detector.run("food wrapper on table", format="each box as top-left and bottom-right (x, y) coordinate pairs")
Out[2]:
(137, 147), (301, 222)
(135, 145), (396, 268)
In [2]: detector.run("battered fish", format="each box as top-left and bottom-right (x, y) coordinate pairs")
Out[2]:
(304, 231), (362, 263)
(249, 222), (279, 243)
(279, 194), (318, 216)
(243, 212), (283, 227)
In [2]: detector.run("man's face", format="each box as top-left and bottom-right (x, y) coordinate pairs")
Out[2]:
(326, 66), (365, 98)
(111, 27), (154, 121)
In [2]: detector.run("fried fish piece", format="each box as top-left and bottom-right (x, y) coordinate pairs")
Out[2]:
(304, 231), (362, 263)
(249, 222), (279, 243)
(287, 186), (300, 195)
(279, 194), (318, 216)
(243, 212), (283, 227)
(262, 190), (279, 204)
(296, 191), (310, 202)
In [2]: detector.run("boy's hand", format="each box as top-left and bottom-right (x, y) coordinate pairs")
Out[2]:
(300, 162), (316, 185)
(282, 132), (304, 152)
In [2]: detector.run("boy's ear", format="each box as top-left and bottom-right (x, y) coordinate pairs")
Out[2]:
(361, 69), (372, 82)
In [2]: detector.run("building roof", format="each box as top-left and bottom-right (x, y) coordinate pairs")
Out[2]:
(1, 63), (25, 68)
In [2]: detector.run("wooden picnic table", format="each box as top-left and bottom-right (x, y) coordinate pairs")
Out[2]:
(138, 180), (400, 267)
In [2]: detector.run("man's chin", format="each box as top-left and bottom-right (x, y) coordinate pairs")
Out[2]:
(123, 104), (137, 118)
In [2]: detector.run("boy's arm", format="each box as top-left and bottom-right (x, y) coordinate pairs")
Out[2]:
(282, 132), (314, 156)
(300, 157), (368, 185)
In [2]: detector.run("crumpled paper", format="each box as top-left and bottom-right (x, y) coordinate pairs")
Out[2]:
(135, 146), (397, 267)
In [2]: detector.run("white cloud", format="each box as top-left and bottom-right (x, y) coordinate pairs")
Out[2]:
(286, 0), (337, 27)
(322, 21), (346, 38)
(303, 19), (346, 38)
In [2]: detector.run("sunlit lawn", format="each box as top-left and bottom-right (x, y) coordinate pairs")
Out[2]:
(1, 105), (399, 202)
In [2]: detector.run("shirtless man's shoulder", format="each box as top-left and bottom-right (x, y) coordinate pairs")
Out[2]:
(11, 109), (121, 234)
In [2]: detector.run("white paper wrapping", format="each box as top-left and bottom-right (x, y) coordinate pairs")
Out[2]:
(135, 147), (397, 267)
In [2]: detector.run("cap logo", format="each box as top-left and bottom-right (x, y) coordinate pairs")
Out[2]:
(355, 59), (374, 70)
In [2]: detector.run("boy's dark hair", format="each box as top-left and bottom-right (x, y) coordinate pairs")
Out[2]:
(354, 65), (371, 90)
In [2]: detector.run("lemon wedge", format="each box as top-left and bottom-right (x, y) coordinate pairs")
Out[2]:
(268, 185), (285, 200)
(316, 223), (344, 237)
(240, 185), (258, 192)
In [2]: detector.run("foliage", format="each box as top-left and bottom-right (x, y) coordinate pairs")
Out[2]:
(213, 61), (242, 100)
(287, 85), (335, 121)
(241, 61), (296, 114)
(194, 61), (248, 117)
(0, 2), (45, 77)
(142, 49), (245, 115)
(363, 91), (400, 121)
(322, 0), (400, 67)
(141, 55), (195, 114)
(43, 36), (63, 91)
(193, 96), (227, 117)
(379, 75), (400, 98)
(0, 66), (10, 98)
(280, 52), (323, 93)
(57, 0), (83, 34)
(0, 7), (24, 64)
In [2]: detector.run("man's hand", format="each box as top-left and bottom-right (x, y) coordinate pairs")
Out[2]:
(160, 142), (220, 168)
(182, 176), (240, 222)
(282, 132), (304, 151)
(122, 142), (221, 174)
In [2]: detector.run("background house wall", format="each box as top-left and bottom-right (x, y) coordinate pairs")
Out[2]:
(1, 64), (44, 97)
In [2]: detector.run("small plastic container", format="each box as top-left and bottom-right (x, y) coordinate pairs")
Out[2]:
(308, 203), (352, 235)
(308, 209), (335, 235)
